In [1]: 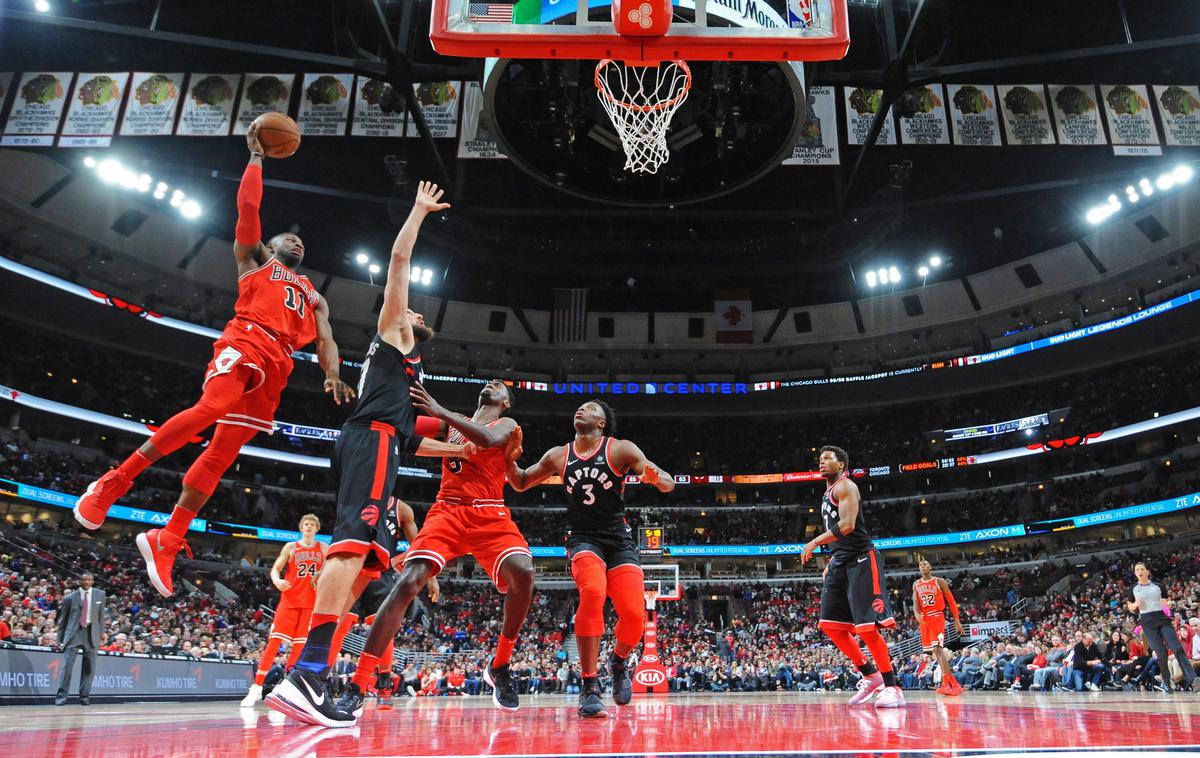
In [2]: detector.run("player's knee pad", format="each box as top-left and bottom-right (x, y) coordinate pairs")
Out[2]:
(606, 565), (646, 647)
(570, 553), (607, 637)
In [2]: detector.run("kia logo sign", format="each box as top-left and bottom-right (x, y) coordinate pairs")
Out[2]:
(635, 669), (666, 687)
(642, 654), (659, 664)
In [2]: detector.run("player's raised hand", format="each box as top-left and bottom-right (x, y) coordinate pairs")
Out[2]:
(504, 425), (524, 463)
(409, 382), (448, 419)
(324, 376), (356, 406)
(428, 576), (441, 604)
(414, 181), (451, 214)
(246, 121), (265, 156)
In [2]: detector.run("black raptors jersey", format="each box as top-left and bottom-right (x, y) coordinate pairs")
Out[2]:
(820, 473), (874, 557)
(346, 334), (423, 434)
(563, 437), (627, 534)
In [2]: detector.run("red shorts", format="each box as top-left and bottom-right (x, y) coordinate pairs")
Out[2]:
(270, 600), (314, 645)
(404, 501), (531, 593)
(203, 318), (294, 435)
(920, 614), (946, 650)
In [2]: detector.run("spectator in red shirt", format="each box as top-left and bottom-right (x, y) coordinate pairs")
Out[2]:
(0, 615), (11, 641)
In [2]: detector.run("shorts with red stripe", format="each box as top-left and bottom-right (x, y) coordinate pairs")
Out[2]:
(328, 421), (402, 572)
(269, 599), (315, 645)
(204, 318), (293, 435)
(920, 614), (947, 650)
(403, 500), (531, 594)
(819, 547), (896, 633)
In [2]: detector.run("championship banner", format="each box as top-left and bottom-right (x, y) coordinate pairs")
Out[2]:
(783, 85), (839, 165)
(0, 647), (251, 701)
(843, 87), (896, 145)
(997, 84), (1054, 145)
(297, 73), (353, 136)
(1048, 84), (1105, 146)
(1, 72), (74, 147)
(59, 72), (130, 148)
(405, 81), (462, 139)
(714, 289), (753, 344)
(457, 81), (506, 158)
(1154, 85), (1200, 146)
(946, 84), (1001, 146)
(1100, 84), (1160, 153)
(898, 85), (949, 145)
(119, 73), (184, 136)
(233, 74), (295, 135)
(350, 76), (406, 138)
(175, 74), (240, 136)
(0, 73), (15, 114)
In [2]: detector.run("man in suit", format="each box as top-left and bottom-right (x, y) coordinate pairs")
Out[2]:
(55, 573), (105, 706)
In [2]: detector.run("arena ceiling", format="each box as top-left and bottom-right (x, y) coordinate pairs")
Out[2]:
(1, 0), (1199, 315)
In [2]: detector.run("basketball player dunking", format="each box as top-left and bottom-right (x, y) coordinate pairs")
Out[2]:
(801, 445), (905, 708)
(913, 559), (965, 696)
(242, 514), (326, 707)
(73, 122), (355, 596)
(266, 181), (461, 728)
(505, 400), (674, 719)
(338, 378), (532, 720)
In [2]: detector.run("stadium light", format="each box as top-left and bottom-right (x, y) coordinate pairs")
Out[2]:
(1139, 178), (1153, 196)
(179, 200), (202, 219)
(97, 159), (122, 184)
(876, 268), (889, 285)
(83, 156), (96, 168)
(918, 265), (930, 277)
(865, 270), (877, 288)
(889, 266), (901, 284)
(929, 254), (942, 267)
(368, 263), (381, 275)
(355, 252), (369, 265)
(136, 174), (152, 193)
(1175, 164), (1194, 183)
(412, 265), (423, 282)
(34, 0), (50, 11)
(421, 268), (434, 286)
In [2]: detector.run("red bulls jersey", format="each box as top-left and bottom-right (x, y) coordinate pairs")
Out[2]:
(915, 577), (945, 617)
(234, 258), (319, 354)
(281, 541), (325, 606)
(438, 420), (507, 507)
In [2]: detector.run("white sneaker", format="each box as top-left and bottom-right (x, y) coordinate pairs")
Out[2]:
(1087, 682), (1100, 692)
(1009, 681), (1021, 691)
(240, 684), (263, 707)
(874, 686), (907, 708)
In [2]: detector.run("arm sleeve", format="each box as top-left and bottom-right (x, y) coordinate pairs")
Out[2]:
(235, 163), (263, 246)
(944, 586), (960, 620)
(413, 415), (442, 439)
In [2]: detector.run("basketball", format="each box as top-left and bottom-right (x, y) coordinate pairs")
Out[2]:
(253, 111), (300, 159)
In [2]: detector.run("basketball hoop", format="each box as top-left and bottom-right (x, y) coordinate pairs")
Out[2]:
(594, 59), (692, 174)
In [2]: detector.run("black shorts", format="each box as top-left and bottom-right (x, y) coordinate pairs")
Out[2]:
(328, 421), (403, 572)
(566, 527), (640, 571)
(819, 547), (896, 633)
(354, 570), (398, 619)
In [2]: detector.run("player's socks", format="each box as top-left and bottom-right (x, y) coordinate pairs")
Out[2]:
(294, 613), (339, 675)
(352, 654), (381, 692)
(882, 671), (899, 688)
(857, 662), (878, 677)
(492, 633), (517, 668)
(327, 613), (358, 668)
(117, 450), (153, 480)
(163, 505), (198, 541)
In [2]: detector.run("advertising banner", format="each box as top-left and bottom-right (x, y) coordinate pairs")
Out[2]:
(60, 72), (131, 147)
(119, 73), (185, 136)
(1, 72), (74, 146)
(946, 84), (1002, 146)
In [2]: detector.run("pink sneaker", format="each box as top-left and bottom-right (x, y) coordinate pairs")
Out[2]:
(74, 469), (132, 530)
(874, 686), (907, 708)
(848, 672), (885, 705)
(136, 529), (193, 597)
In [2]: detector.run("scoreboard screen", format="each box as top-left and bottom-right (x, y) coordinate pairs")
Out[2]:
(639, 526), (663, 554)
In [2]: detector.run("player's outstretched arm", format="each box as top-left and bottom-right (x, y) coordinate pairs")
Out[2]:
(506, 443), (566, 492)
(313, 295), (355, 405)
(270, 542), (293, 592)
(233, 123), (270, 273)
(409, 382), (516, 448)
(412, 437), (469, 458)
(610, 439), (674, 493)
(378, 181), (450, 352)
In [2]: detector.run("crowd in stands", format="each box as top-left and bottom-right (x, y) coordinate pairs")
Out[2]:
(4, 314), (1200, 479)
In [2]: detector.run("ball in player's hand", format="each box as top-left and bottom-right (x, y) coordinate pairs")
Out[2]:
(253, 112), (301, 158)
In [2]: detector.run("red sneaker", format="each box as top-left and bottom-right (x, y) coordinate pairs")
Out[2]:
(136, 529), (192, 597)
(74, 469), (133, 530)
(936, 681), (955, 695)
(950, 678), (965, 696)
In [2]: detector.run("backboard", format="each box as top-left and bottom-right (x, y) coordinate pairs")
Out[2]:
(431, 0), (850, 64)
(642, 562), (681, 602)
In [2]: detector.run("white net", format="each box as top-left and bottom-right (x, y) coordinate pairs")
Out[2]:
(594, 59), (692, 174)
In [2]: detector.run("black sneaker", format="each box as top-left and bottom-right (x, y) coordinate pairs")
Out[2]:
(376, 673), (395, 710)
(578, 680), (608, 719)
(266, 669), (357, 728)
(610, 659), (633, 706)
(337, 682), (366, 719)
(483, 664), (519, 712)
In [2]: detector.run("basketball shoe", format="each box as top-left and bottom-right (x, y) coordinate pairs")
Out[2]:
(135, 529), (192, 597)
(610, 656), (633, 706)
(874, 686), (907, 708)
(266, 669), (357, 728)
(377, 673), (395, 710)
(336, 682), (366, 719)
(578, 680), (607, 719)
(74, 469), (132, 529)
(240, 684), (263, 707)
(483, 664), (519, 711)
(848, 672), (885, 705)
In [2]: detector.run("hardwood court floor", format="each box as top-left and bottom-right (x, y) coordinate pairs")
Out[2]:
(1, 690), (1198, 757)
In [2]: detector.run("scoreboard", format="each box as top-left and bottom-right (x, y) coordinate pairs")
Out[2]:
(639, 526), (664, 561)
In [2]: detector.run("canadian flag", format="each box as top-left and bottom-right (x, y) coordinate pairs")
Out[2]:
(714, 289), (753, 344)
(753, 381), (780, 391)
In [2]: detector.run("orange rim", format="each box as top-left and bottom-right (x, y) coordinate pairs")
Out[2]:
(595, 59), (692, 113)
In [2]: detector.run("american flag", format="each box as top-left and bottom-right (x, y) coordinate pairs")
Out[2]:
(551, 288), (588, 343)
(468, 2), (514, 23)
